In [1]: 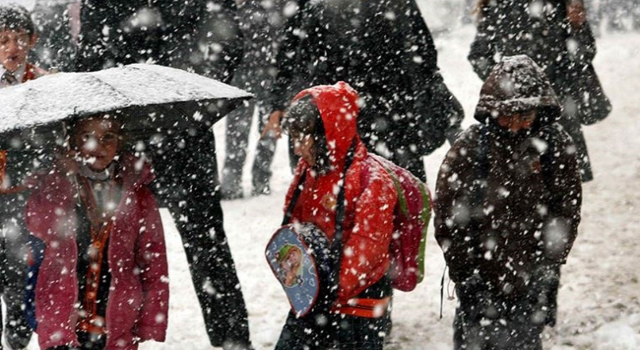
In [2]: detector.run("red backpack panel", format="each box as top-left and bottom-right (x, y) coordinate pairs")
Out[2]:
(368, 154), (432, 292)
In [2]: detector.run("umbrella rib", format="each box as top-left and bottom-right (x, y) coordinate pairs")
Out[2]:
(133, 65), (199, 104)
(15, 84), (33, 129)
(85, 73), (134, 112)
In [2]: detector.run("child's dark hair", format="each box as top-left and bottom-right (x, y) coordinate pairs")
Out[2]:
(66, 114), (125, 150)
(0, 4), (35, 36)
(282, 96), (332, 173)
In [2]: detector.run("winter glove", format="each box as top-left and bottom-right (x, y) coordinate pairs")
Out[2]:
(533, 264), (561, 327)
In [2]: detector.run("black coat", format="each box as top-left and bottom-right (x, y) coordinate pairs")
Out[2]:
(270, 0), (463, 157)
(77, 0), (243, 83)
(230, 0), (289, 101)
(468, 0), (610, 182)
(31, 1), (78, 71)
(75, 0), (244, 198)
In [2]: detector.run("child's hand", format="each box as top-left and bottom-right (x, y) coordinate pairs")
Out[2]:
(57, 150), (80, 176)
(567, 1), (586, 28)
(261, 110), (284, 139)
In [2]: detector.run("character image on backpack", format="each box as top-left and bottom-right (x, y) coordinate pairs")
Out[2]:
(277, 244), (304, 288)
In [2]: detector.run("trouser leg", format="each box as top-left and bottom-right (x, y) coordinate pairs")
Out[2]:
(287, 138), (299, 173)
(221, 100), (255, 198)
(0, 198), (32, 349)
(150, 129), (251, 348)
(0, 238), (4, 350)
(251, 103), (277, 194)
(165, 197), (251, 349)
(454, 284), (545, 350)
(334, 313), (387, 350)
(274, 312), (319, 350)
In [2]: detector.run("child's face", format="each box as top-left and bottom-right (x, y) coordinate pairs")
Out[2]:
(73, 117), (122, 172)
(497, 111), (536, 133)
(292, 133), (316, 167)
(0, 29), (36, 72)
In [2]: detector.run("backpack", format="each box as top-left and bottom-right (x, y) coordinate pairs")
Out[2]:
(368, 154), (431, 292)
(267, 143), (431, 317)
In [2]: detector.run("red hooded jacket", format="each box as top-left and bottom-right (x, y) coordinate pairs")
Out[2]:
(25, 154), (169, 350)
(285, 82), (398, 303)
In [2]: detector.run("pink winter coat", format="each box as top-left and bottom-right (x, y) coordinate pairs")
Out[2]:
(25, 154), (169, 350)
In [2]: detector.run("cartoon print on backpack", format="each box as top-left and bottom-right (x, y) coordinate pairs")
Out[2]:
(277, 244), (304, 288)
(266, 223), (332, 317)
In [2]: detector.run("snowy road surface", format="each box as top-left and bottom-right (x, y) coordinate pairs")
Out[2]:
(23, 27), (640, 350)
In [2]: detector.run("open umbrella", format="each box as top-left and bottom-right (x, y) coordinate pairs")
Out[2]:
(0, 63), (252, 136)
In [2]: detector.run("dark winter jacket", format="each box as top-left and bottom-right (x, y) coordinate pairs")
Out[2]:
(25, 154), (169, 350)
(230, 0), (289, 102)
(270, 0), (463, 156)
(434, 56), (582, 298)
(468, 0), (608, 181)
(77, 0), (243, 83)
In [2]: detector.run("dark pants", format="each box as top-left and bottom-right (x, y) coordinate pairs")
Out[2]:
(221, 64), (277, 197)
(275, 310), (389, 350)
(46, 332), (107, 350)
(0, 194), (33, 350)
(147, 129), (251, 349)
(453, 267), (561, 350)
(275, 277), (392, 350)
(221, 98), (276, 196)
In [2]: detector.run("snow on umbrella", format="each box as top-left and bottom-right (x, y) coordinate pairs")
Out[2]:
(0, 63), (252, 136)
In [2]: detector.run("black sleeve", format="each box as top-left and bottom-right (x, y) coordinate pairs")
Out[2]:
(434, 126), (484, 282)
(403, 0), (464, 154)
(568, 22), (597, 64)
(540, 125), (582, 265)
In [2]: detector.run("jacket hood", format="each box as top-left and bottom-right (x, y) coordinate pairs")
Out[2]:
(474, 55), (561, 126)
(293, 81), (361, 168)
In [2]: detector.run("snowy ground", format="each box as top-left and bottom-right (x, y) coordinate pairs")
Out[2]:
(21, 25), (640, 350)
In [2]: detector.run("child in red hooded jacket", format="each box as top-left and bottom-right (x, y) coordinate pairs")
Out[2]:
(274, 82), (398, 350)
(25, 115), (169, 350)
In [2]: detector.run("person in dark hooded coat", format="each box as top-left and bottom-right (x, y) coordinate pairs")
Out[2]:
(434, 55), (582, 350)
(468, 0), (611, 182)
(262, 0), (463, 181)
(75, 1), (253, 349)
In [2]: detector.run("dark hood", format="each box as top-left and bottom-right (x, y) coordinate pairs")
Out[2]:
(474, 55), (561, 127)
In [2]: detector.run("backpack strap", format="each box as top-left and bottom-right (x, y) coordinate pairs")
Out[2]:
(281, 171), (307, 226)
(472, 126), (490, 217)
(280, 139), (358, 304)
(328, 139), (358, 303)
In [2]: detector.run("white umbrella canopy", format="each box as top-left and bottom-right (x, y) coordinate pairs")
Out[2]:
(0, 63), (252, 136)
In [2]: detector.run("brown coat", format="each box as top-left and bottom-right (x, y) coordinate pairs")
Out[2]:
(434, 55), (582, 298)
